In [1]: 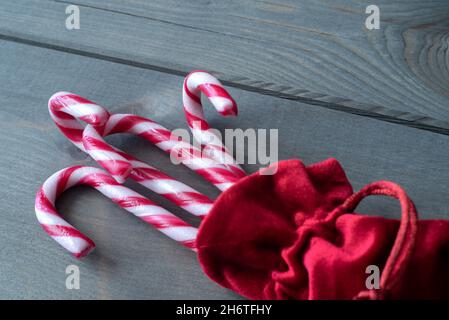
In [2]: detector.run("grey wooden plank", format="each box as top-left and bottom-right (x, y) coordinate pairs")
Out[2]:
(1, 40), (449, 299)
(1, 0), (449, 133)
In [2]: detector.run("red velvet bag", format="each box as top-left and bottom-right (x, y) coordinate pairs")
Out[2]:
(196, 158), (449, 299)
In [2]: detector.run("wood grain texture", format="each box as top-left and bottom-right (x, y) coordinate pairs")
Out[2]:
(1, 0), (449, 133)
(1, 40), (449, 298)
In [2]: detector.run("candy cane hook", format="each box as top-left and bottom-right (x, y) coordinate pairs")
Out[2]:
(183, 71), (245, 179)
(48, 91), (133, 183)
(48, 92), (110, 150)
(35, 166), (198, 258)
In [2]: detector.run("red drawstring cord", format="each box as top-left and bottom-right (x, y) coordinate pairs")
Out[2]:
(334, 181), (418, 300)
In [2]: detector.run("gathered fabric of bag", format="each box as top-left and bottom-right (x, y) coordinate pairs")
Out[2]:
(196, 158), (449, 299)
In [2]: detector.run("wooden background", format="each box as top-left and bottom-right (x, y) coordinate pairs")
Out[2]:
(0, 0), (448, 299)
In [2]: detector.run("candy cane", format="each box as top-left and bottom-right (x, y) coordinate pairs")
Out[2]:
(35, 166), (197, 258)
(83, 126), (213, 217)
(48, 92), (110, 150)
(85, 114), (243, 191)
(126, 156), (213, 218)
(48, 93), (213, 217)
(183, 71), (245, 179)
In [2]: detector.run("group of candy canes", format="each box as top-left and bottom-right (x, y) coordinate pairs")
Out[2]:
(35, 71), (246, 258)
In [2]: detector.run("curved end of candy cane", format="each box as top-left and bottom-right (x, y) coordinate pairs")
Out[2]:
(48, 91), (69, 118)
(184, 70), (238, 118)
(35, 189), (97, 259)
(48, 91), (70, 102)
(48, 91), (110, 127)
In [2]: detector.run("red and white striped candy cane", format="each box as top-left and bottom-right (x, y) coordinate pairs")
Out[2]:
(48, 91), (110, 150)
(87, 114), (243, 190)
(183, 71), (245, 179)
(35, 166), (198, 258)
(126, 156), (213, 218)
(48, 93), (213, 217)
(83, 125), (213, 217)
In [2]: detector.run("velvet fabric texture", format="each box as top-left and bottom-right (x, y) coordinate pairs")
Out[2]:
(196, 159), (449, 299)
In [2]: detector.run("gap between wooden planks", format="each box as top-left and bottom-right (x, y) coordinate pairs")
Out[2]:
(0, 0), (449, 134)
